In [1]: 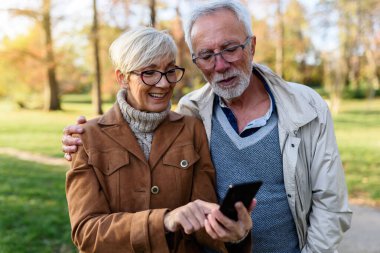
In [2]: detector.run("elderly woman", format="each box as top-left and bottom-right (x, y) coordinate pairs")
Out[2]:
(66, 27), (252, 253)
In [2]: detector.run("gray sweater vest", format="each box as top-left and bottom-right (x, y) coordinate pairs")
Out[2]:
(210, 104), (300, 253)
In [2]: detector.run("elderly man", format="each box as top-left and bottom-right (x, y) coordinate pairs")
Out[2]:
(62, 1), (352, 252)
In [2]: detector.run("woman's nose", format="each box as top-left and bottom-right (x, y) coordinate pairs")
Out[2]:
(155, 75), (171, 88)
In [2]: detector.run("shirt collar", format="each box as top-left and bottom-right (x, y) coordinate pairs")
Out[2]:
(217, 78), (275, 132)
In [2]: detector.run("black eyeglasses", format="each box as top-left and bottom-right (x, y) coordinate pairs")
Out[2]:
(192, 37), (251, 70)
(129, 66), (185, 86)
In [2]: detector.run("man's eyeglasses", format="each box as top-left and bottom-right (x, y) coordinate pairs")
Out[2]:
(129, 66), (185, 86)
(192, 37), (252, 70)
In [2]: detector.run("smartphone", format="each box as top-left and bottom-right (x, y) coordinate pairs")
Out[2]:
(219, 181), (262, 221)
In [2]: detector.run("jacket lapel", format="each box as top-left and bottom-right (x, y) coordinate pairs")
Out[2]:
(188, 83), (214, 143)
(253, 63), (317, 133)
(98, 103), (147, 164)
(149, 112), (184, 169)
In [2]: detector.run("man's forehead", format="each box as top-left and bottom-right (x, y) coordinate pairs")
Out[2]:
(189, 9), (247, 52)
(196, 38), (242, 52)
(191, 29), (246, 52)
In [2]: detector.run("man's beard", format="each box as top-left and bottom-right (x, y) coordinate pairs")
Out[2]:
(207, 63), (252, 100)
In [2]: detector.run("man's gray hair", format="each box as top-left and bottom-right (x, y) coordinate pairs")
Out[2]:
(183, 0), (253, 54)
(109, 27), (177, 73)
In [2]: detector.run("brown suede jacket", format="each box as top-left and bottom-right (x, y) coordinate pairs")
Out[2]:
(66, 103), (230, 253)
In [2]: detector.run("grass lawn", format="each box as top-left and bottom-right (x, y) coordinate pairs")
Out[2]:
(333, 99), (380, 202)
(0, 98), (113, 158)
(0, 154), (75, 253)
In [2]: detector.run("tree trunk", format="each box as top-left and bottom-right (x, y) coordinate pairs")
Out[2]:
(322, 52), (342, 114)
(92, 0), (103, 115)
(364, 17), (379, 102)
(171, 4), (189, 102)
(42, 0), (60, 111)
(348, 0), (361, 90)
(275, 0), (284, 77)
(149, 0), (156, 27)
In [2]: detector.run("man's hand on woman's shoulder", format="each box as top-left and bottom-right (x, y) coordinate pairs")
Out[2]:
(62, 116), (87, 161)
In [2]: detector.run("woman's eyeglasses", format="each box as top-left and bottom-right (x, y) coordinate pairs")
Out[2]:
(129, 66), (185, 86)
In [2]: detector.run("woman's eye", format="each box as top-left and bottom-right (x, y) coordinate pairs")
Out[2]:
(143, 70), (156, 76)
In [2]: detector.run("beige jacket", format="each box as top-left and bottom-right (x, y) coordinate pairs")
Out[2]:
(177, 63), (352, 253)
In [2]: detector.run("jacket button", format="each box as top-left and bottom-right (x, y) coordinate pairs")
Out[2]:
(180, 160), (189, 168)
(151, 186), (160, 194)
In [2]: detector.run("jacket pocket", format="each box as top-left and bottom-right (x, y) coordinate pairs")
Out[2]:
(162, 145), (201, 205)
(88, 149), (130, 175)
(162, 144), (200, 169)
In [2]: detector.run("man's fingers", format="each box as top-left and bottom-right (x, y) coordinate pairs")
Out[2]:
(76, 115), (87, 124)
(62, 135), (82, 147)
(62, 143), (78, 153)
(248, 198), (257, 212)
(63, 125), (84, 135)
(235, 202), (253, 229)
(64, 153), (72, 161)
(205, 203), (252, 242)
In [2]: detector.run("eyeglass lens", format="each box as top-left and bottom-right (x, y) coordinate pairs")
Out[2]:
(194, 37), (250, 70)
(142, 68), (184, 85)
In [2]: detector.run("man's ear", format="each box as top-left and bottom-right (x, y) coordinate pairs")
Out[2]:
(250, 36), (256, 58)
(116, 69), (128, 89)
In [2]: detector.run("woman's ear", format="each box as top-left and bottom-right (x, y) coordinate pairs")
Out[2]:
(116, 69), (128, 89)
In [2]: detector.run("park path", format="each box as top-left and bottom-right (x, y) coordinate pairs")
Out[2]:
(338, 204), (380, 253)
(1, 147), (380, 252)
(0, 147), (67, 166)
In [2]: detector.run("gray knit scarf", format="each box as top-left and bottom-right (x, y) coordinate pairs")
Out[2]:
(117, 89), (170, 160)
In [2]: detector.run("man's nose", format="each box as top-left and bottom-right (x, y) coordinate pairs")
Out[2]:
(214, 54), (230, 72)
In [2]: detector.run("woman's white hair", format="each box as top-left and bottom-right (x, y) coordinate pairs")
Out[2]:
(109, 27), (177, 73)
(183, 0), (253, 54)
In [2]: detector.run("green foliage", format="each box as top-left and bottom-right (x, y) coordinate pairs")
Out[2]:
(341, 83), (380, 99)
(0, 155), (76, 253)
(0, 25), (45, 100)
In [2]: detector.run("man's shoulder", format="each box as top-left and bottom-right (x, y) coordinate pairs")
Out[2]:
(176, 83), (213, 117)
(79, 117), (102, 134)
(286, 82), (328, 110)
(179, 83), (212, 103)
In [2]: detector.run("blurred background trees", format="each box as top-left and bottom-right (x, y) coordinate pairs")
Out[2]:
(0, 0), (379, 113)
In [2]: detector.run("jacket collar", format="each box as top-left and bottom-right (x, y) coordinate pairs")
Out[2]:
(97, 103), (184, 165)
(98, 103), (183, 125)
(252, 63), (317, 132)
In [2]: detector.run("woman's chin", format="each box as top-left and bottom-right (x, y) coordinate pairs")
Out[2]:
(145, 103), (170, 113)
